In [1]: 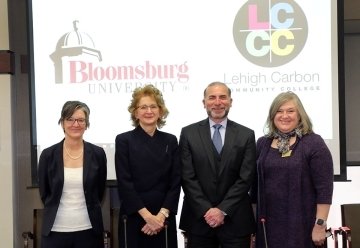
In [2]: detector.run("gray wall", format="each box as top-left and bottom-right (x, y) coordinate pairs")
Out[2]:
(345, 34), (360, 163)
(0, 0), (13, 246)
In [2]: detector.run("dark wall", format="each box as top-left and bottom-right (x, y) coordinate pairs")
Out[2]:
(8, 0), (39, 246)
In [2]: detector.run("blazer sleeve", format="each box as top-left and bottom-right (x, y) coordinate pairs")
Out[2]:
(179, 126), (213, 218)
(161, 135), (181, 214)
(38, 148), (51, 204)
(305, 134), (334, 204)
(38, 143), (64, 205)
(115, 133), (146, 214)
(95, 145), (107, 202)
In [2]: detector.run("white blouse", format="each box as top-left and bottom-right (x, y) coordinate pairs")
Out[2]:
(51, 167), (92, 232)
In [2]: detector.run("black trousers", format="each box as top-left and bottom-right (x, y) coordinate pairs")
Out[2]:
(41, 229), (104, 248)
(187, 232), (251, 248)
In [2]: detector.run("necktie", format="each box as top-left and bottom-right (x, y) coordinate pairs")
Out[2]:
(212, 124), (222, 154)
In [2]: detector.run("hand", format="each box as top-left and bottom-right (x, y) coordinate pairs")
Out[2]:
(141, 223), (160, 236)
(204, 208), (225, 228)
(141, 213), (164, 235)
(312, 224), (327, 246)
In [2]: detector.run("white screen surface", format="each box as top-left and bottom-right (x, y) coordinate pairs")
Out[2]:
(31, 0), (340, 179)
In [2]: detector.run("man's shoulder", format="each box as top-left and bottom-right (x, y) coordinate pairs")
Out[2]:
(182, 119), (208, 130)
(227, 119), (254, 133)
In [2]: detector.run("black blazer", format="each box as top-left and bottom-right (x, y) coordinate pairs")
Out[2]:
(38, 139), (107, 236)
(115, 127), (181, 215)
(179, 118), (256, 237)
(115, 127), (181, 248)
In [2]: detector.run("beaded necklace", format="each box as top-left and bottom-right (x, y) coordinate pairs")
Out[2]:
(64, 143), (83, 160)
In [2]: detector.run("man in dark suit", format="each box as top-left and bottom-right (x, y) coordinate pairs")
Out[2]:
(179, 82), (256, 248)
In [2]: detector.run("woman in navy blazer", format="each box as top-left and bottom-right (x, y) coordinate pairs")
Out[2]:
(115, 85), (181, 248)
(38, 101), (107, 248)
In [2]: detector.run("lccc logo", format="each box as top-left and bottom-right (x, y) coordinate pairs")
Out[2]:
(233, 0), (308, 67)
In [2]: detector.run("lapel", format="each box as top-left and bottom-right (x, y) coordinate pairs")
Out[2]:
(83, 141), (90, 186)
(198, 119), (217, 174)
(56, 140), (65, 184)
(218, 120), (236, 176)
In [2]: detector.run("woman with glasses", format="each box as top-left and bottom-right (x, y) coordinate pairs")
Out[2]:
(115, 84), (181, 248)
(38, 100), (107, 248)
(252, 91), (333, 248)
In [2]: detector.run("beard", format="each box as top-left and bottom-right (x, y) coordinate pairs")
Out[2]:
(207, 108), (229, 120)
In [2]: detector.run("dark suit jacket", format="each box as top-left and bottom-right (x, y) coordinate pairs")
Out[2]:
(38, 139), (107, 236)
(179, 118), (256, 237)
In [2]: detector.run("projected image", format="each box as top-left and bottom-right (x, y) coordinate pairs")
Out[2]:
(30, 0), (340, 179)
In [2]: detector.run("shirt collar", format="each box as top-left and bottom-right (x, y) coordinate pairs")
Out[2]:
(209, 118), (228, 128)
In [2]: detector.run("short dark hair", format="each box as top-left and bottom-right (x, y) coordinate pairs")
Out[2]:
(203, 81), (231, 98)
(58, 101), (90, 128)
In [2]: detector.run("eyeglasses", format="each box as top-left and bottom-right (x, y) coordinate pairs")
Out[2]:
(65, 117), (86, 126)
(136, 104), (159, 111)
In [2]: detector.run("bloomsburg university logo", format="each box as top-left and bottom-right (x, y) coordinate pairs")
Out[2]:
(50, 20), (189, 91)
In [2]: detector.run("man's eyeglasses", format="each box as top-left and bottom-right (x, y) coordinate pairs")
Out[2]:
(65, 117), (86, 126)
(136, 104), (159, 111)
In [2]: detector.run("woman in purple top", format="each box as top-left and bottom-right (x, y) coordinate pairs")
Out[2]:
(253, 91), (333, 248)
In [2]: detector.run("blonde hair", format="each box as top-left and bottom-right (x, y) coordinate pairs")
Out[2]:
(128, 84), (169, 128)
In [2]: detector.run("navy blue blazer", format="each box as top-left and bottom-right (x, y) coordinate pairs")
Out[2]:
(115, 126), (181, 248)
(179, 118), (257, 237)
(38, 139), (107, 236)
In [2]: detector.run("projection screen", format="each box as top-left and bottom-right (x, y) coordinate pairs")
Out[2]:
(29, 0), (342, 181)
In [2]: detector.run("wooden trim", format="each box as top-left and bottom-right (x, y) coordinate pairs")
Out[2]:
(0, 50), (15, 74)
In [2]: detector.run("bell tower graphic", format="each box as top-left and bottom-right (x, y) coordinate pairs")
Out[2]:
(50, 20), (102, 84)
